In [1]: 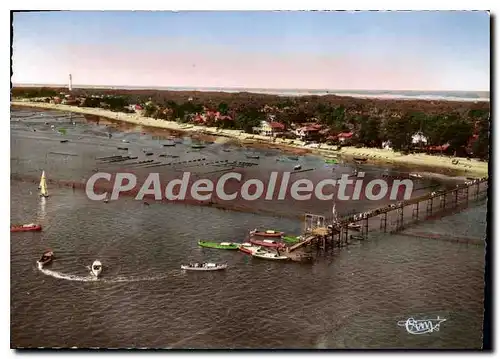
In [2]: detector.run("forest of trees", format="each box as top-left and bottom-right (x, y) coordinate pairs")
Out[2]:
(11, 86), (491, 160)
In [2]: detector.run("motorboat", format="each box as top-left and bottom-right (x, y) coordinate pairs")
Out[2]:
(249, 238), (286, 249)
(347, 223), (361, 231)
(180, 263), (227, 271)
(238, 242), (265, 255)
(294, 164), (302, 170)
(37, 250), (54, 267)
(11, 223), (42, 232)
(252, 251), (289, 260)
(250, 229), (284, 238)
(91, 260), (103, 277)
(409, 173), (423, 179)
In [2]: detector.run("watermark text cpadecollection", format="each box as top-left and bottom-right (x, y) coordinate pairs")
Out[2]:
(85, 171), (415, 202)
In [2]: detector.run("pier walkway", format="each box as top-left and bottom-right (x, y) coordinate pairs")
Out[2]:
(288, 178), (488, 252)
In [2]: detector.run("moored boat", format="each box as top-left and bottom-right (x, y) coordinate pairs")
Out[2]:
(246, 154), (260, 159)
(250, 229), (284, 238)
(347, 223), (361, 231)
(198, 241), (239, 250)
(252, 251), (289, 260)
(249, 238), (285, 249)
(37, 250), (54, 267)
(409, 173), (423, 179)
(180, 263), (227, 271)
(294, 164), (302, 170)
(191, 144), (206, 149)
(283, 235), (302, 244)
(324, 158), (338, 164)
(91, 260), (103, 277)
(11, 223), (42, 232)
(238, 242), (265, 255)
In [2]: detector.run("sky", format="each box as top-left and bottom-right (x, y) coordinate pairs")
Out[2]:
(12, 11), (490, 91)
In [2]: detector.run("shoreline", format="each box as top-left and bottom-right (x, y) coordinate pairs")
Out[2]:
(11, 101), (489, 177)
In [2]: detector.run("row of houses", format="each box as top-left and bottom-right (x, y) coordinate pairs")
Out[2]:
(252, 120), (354, 143)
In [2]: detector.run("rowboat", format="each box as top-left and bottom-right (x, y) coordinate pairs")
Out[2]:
(283, 235), (302, 244)
(191, 144), (206, 149)
(198, 241), (239, 250)
(238, 242), (265, 255)
(347, 223), (361, 231)
(181, 263), (227, 271)
(249, 238), (285, 249)
(37, 250), (54, 267)
(11, 223), (42, 232)
(91, 260), (103, 277)
(250, 229), (284, 238)
(252, 251), (289, 260)
(325, 159), (338, 164)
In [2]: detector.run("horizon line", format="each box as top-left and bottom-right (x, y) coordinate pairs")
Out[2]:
(11, 83), (490, 94)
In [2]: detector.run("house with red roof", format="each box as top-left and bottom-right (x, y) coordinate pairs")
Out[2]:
(294, 124), (323, 141)
(337, 132), (354, 143)
(253, 120), (286, 137)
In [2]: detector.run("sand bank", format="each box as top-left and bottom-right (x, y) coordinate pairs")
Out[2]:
(11, 101), (489, 177)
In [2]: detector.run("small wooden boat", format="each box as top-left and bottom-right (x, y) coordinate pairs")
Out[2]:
(60, 139), (69, 143)
(249, 238), (285, 249)
(37, 250), (54, 267)
(145, 152), (154, 156)
(252, 251), (288, 260)
(11, 223), (42, 232)
(246, 154), (260, 159)
(91, 260), (102, 277)
(238, 242), (265, 255)
(117, 147), (128, 150)
(283, 235), (302, 244)
(163, 142), (176, 147)
(180, 263), (227, 271)
(347, 223), (361, 231)
(191, 144), (206, 149)
(250, 229), (284, 238)
(350, 235), (365, 241)
(198, 241), (239, 250)
(353, 157), (368, 162)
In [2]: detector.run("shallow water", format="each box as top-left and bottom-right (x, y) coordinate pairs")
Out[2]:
(10, 108), (486, 349)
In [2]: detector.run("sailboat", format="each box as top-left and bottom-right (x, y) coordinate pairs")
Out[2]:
(39, 171), (49, 198)
(328, 201), (340, 231)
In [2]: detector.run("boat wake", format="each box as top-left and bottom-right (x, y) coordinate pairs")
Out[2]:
(37, 263), (174, 283)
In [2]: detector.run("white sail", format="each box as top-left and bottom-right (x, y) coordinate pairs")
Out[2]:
(332, 202), (338, 223)
(39, 171), (48, 197)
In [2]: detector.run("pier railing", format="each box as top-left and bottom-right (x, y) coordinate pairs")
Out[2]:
(291, 178), (488, 252)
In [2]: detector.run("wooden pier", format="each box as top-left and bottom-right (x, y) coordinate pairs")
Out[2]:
(288, 178), (488, 253)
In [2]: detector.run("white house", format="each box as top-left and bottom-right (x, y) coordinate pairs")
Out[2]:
(412, 132), (428, 145)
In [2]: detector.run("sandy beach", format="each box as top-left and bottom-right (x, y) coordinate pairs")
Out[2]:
(11, 100), (489, 177)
